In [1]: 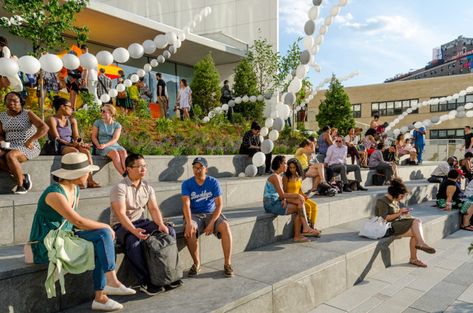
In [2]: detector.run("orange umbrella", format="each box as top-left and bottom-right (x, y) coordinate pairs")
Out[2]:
(58, 45), (122, 79)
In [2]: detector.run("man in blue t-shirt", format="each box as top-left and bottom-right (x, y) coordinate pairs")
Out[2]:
(181, 157), (234, 278)
(412, 123), (426, 164)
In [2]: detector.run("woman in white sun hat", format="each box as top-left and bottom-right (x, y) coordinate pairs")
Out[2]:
(29, 152), (135, 311)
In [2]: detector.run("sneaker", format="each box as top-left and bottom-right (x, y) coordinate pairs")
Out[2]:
(139, 284), (164, 296)
(224, 264), (234, 277)
(91, 299), (123, 311)
(188, 263), (201, 277)
(13, 185), (27, 195)
(342, 186), (352, 193)
(23, 174), (32, 191)
(103, 284), (136, 296)
(164, 280), (183, 291)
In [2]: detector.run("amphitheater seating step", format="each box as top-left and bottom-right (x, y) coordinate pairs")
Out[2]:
(60, 202), (460, 313)
(0, 181), (446, 313)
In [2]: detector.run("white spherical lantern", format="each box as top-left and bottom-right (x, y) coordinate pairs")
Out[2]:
(303, 36), (314, 50)
(143, 63), (152, 72)
(466, 110), (473, 118)
(400, 126), (409, 133)
(288, 77), (302, 93)
(393, 129), (400, 136)
(252, 152), (266, 167)
(242, 95), (249, 103)
(150, 59), (159, 67)
(62, 54), (80, 70)
(330, 6), (341, 16)
(325, 16), (334, 26)
(261, 139), (274, 154)
(137, 69), (146, 78)
(39, 54), (62, 73)
(460, 90), (468, 97)
(245, 164), (258, 177)
(169, 46), (177, 54)
(112, 47), (130, 63)
(235, 97), (242, 104)
(166, 32), (178, 45)
(228, 99), (235, 107)
(202, 116), (210, 123)
(116, 83), (125, 92)
(273, 117), (285, 131)
(308, 6), (320, 20)
(257, 95), (264, 101)
(128, 43), (144, 59)
(100, 94), (111, 103)
(108, 88), (118, 98)
(440, 114), (449, 122)
(296, 64), (309, 79)
(466, 86), (473, 94)
(79, 53), (98, 70)
(268, 129), (280, 141)
(154, 34), (168, 49)
(163, 50), (171, 59)
(96, 51), (114, 66)
(142, 39), (156, 54)
(222, 103), (229, 111)
(265, 118), (274, 128)
(19, 55), (40, 75)
(124, 79), (132, 87)
(157, 55), (165, 64)
(260, 126), (269, 137)
(250, 95), (257, 103)
(130, 74), (139, 83)
(465, 102), (473, 110)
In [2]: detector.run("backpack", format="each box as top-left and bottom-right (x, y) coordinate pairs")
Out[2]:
(372, 173), (385, 186)
(143, 230), (182, 287)
(318, 183), (337, 197)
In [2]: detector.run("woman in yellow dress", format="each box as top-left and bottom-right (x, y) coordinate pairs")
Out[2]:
(283, 158), (320, 235)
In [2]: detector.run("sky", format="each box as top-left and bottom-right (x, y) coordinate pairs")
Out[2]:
(278, 0), (473, 87)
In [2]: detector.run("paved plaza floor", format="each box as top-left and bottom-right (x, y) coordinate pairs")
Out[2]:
(311, 230), (473, 313)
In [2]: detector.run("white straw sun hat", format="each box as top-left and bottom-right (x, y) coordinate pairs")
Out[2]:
(51, 152), (100, 180)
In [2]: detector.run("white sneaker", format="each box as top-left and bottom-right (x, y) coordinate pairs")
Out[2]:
(104, 284), (136, 296)
(91, 299), (123, 311)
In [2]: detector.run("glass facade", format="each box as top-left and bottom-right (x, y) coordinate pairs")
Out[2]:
(430, 128), (464, 139)
(371, 99), (419, 117)
(430, 94), (473, 112)
(352, 104), (361, 118)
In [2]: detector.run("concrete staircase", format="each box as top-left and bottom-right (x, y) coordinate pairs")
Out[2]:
(0, 155), (445, 313)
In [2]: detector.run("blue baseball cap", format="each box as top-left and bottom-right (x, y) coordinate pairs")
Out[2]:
(192, 157), (208, 168)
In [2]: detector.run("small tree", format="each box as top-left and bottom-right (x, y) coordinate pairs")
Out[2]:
(190, 53), (221, 117)
(0, 0), (89, 56)
(247, 37), (279, 94)
(232, 58), (264, 121)
(278, 37), (302, 89)
(316, 75), (355, 135)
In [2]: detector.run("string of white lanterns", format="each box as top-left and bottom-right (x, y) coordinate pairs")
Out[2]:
(0, 7), (212, 104)
(385, 85), (473, 133)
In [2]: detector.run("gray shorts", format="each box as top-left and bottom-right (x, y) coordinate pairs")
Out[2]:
(184, 213), (228, 239)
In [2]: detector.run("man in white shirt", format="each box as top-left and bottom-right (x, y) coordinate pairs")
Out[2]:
(428, 156), (456, 183)
(325, 136), (368, 192)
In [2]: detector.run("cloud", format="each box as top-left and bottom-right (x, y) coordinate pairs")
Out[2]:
(279, 0), (336, 35)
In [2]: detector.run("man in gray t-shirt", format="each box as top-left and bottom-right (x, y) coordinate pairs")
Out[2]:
(110, 154), (177, 295)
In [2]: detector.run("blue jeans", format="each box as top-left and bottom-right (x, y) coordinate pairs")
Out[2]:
(416, 144), (425, 163)
(76, 228), (116, 291)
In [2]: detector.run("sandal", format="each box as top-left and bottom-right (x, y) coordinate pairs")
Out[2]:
(415, 245), (436, 254)
(461, 225), (473, 232)
(409, 259), (427, 268)
(294, 236), (310, 243)
(302, 229), (321, 238)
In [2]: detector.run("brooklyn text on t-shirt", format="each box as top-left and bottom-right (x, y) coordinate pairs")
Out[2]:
(190, 190), (213, 202)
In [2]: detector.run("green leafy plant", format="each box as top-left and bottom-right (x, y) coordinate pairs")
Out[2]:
(190, 53), (221, 117)
(247, 37), (279, 94)
(0, 0), (89, 56)
(316, 75), (355, 135)
(232, 58), (264, 122)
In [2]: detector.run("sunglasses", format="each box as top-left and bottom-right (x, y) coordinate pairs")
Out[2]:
(335, 140), (342, 143)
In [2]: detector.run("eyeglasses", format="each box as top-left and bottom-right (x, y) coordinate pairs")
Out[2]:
(130, 164), (147, 169)
(335, 140), (342, 143)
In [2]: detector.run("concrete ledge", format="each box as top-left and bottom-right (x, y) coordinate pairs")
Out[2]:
(55, 202), (460, 313)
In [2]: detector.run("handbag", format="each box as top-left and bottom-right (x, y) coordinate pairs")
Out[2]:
(42, 139), (59, 155)
(359, 216), (392, 239)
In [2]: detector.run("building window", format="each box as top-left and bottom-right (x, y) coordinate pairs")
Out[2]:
(371, 99), (419, 116)
(430, 128), (464, 139)
(430, 94), (473, 112)
(352, 104), (361, 118)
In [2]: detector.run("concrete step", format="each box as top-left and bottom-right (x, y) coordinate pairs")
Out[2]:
(0, 177), (438, 248)
(60, 202), (460, 313)
(0, 153), (435, 193)
(0, 182), (441, 313)
(311, 228), (473, 313)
